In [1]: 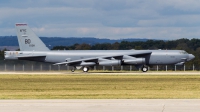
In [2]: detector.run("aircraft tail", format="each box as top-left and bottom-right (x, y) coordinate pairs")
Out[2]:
(15, 23), (50, 51)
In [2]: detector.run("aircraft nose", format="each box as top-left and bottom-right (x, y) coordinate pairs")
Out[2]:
(188, 54), (195, 61)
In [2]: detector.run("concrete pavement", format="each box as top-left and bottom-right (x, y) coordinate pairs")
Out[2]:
(0, 99), (200, 112)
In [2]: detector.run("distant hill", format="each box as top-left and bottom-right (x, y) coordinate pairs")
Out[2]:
(0, 36), (149, 48)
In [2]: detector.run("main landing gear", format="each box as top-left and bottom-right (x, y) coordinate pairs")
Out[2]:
(71, 66), (76, 72)
(83, 67), (89, 72)
(71, 66), (89, 72)
(71, 66), (148, 72)
(141, 66), (148, 72)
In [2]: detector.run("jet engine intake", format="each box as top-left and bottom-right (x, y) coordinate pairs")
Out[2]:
(99, 60), (121, 66)
(123, 58), (145, 65)
(80, 61), (96, 66)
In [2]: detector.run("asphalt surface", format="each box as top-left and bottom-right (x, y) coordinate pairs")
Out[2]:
(0, 71), (200, 75)
(0, 100), (200, 112)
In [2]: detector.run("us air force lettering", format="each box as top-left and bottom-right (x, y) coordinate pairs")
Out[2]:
(4, 24), (195, 72)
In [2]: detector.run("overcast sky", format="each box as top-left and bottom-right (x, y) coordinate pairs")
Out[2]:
(1, 0), (200, 40)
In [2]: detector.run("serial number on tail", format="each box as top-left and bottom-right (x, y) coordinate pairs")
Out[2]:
(29, 44), (35, 47)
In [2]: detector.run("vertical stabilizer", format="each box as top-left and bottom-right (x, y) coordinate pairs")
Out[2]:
(15, 23), (49, 51)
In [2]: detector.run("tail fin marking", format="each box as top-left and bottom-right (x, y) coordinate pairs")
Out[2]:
(15, 23), (49, 51)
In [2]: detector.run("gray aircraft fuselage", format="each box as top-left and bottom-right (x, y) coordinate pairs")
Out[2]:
(5, 50), (194, 65)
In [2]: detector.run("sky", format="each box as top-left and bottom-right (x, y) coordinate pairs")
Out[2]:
(1, 0), (200, 40)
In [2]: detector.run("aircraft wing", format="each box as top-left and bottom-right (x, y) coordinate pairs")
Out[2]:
(53, 51), (152, 66)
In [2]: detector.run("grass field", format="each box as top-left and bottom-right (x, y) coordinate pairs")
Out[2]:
(0, 74), (200, 99)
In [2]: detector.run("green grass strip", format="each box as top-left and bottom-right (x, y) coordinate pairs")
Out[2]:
(0, 74), (200, 99)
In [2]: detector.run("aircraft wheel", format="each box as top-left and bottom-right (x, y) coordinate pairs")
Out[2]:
(83, 67), (89, 72)
(142, 66), (148, 72)
(71, 66), (76, 72)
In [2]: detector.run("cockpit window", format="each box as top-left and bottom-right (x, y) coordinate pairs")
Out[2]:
(180, 51), (188, 54)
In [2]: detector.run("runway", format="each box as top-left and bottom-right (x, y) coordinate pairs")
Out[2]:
(0, 99), (200, 112)
(0, 71), (200, 75)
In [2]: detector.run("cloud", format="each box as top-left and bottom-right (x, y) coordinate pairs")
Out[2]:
(0, 0), (200, 40)
(28, 25), (200, 40)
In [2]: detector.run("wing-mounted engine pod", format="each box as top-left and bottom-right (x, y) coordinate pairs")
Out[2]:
(123, 58), (145, 65)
